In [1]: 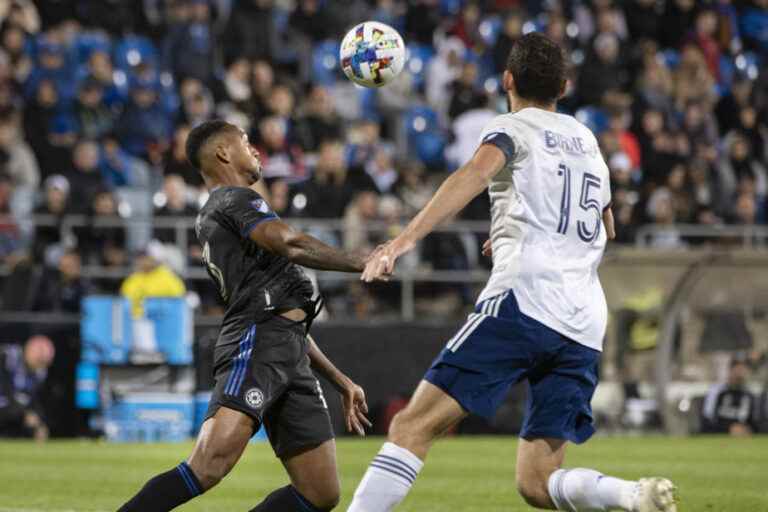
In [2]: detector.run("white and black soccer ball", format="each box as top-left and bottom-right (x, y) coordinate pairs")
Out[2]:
(340, 21), (406, 88)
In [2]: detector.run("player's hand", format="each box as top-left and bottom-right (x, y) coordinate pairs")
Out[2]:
(341, 382), (372, 436)
(482, 239), (492, 258)
(361, 238), (414, 282)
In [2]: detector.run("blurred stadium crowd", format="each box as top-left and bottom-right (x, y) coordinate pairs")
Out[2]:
(0, 0), (765, 316)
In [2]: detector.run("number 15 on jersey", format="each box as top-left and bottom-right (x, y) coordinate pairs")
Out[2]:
(556, 163), (603, 243)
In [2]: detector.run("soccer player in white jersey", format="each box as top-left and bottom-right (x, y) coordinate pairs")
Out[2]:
(347, 33), (677, 512)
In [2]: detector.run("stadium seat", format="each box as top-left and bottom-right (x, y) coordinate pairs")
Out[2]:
(404, 105), (439, 137)
(414, 131), (446, 168)
(575, 106), (609, 134)
(312, 40), (342, 87)
(114, 35), (159, 73)
(405, 43), (435, 91)
(479, 16), (503, 46)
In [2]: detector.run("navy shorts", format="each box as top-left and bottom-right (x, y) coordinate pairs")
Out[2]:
(424, 291), (600, 444)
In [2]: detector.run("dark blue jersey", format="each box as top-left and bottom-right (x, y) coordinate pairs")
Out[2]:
(195, 186), (314, 345)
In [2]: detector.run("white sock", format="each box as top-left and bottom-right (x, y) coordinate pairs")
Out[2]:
(548, 468), (637, 511)
(347, 442), (424, 512)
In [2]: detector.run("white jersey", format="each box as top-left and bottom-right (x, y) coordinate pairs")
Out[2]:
(476, 107), (611, 351)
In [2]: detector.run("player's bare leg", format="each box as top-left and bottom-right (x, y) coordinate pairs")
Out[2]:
(520, 437), (678, 512)
(347, 380), (466, 512)
(118, 406), (252, 511)
(515, 437), (567, 509)
(187, 406), (254, 489)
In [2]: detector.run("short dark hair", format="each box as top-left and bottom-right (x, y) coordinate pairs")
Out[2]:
(185, 119), (234, 170)
(506, 32), (567, 104)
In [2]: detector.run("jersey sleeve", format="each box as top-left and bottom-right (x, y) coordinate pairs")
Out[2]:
(477, 115), (522, 167)
(222, 187), (279, 238)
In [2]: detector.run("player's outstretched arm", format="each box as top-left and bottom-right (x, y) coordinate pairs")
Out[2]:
(362, 144), (506, 282)
(249, 219), (366, 272)
(306, 334), (372, 436)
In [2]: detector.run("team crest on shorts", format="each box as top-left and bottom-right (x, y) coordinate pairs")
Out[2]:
(245, 388), (264, 409)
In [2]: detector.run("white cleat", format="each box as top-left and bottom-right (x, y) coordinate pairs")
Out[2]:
(631, 477), (678, 512)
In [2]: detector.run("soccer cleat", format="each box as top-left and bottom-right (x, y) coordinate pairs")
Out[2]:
(631, 477), (678, 512)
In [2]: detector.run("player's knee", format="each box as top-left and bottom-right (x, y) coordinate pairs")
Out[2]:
(388, 410), (418, 447)
(388, 408), (437, 448)
(515, 469), (553, 509)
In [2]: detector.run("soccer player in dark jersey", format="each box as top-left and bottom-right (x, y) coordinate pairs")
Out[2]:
(118, 120), (372, 512)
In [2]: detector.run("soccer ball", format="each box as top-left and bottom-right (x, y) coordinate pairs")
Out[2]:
(340, 21), (406, 88)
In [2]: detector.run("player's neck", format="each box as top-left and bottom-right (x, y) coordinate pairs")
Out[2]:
(203, 168), (250, 190)
(509, 97), (557, 114)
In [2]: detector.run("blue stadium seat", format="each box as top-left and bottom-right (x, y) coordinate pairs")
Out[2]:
(440, 0), (462, 16)
(575, 106), (608, 134)
(404, 105), (439, 138)
(414, 131), (446, 168)
(479, 16), (503, 46)
(114, 35), (159, 72)
(406, 43), (435, 91)
(358, 86), (380, 119)
(312, 40), (341, 87)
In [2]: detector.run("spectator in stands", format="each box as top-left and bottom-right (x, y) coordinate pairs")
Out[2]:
(154, 175), (199, 262)
(0, 171), (20, 263)
(607, 108), (642, 170)
(288, 0), (334, 42)
(32, 174), (71, 261)
(74, 78), (115, 140)
(717, 132), (768, 216)
(294, 84), (343, 153)
(63, 139), (106, 211)
(673, 44), (717, 111)
(578, 32), (627, 106)
(493, 11), (523, 74)
(75, 189), (127, 268)
(0, 109), (39, 220)
(162, 0), (216, 84)
(32, 249), (90, 313)
(254, 116), (305, 181)
(179, 78), (215, 128)
(300, 139), (368, 218)
(343, 190), (381, 253)
(687, 7), (721, 81)
(100, 134), (151, 190)
(448, 61), (485, 121)
(394, 159), (432, 217)
(0, 335), (55, 441)
(116, 80), (172, 160)
(23, 79), (59, 171)
(645, 187), (684, 248)
(222, 0), (274, 64)
(701, 357), (759, 436)
(120, 244), (186, 318)
(426, 37), (465, 119)
(220, 58), (252, 112)
(82, 50), (123, 108)
(1, 24), (33, 84)
(164, 124), (203, 188)
(365, 144), (398, 194)
(250, 59), (275, 120)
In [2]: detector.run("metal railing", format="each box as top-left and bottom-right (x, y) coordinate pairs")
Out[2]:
(634, 223), (768, 247)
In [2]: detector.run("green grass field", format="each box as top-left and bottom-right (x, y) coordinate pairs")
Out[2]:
(0, 436), (765, 511)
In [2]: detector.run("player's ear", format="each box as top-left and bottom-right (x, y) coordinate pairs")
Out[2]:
(558, 79), (568, 100)
(214, 143), (230, 165)
(502, 70), (515, 93)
